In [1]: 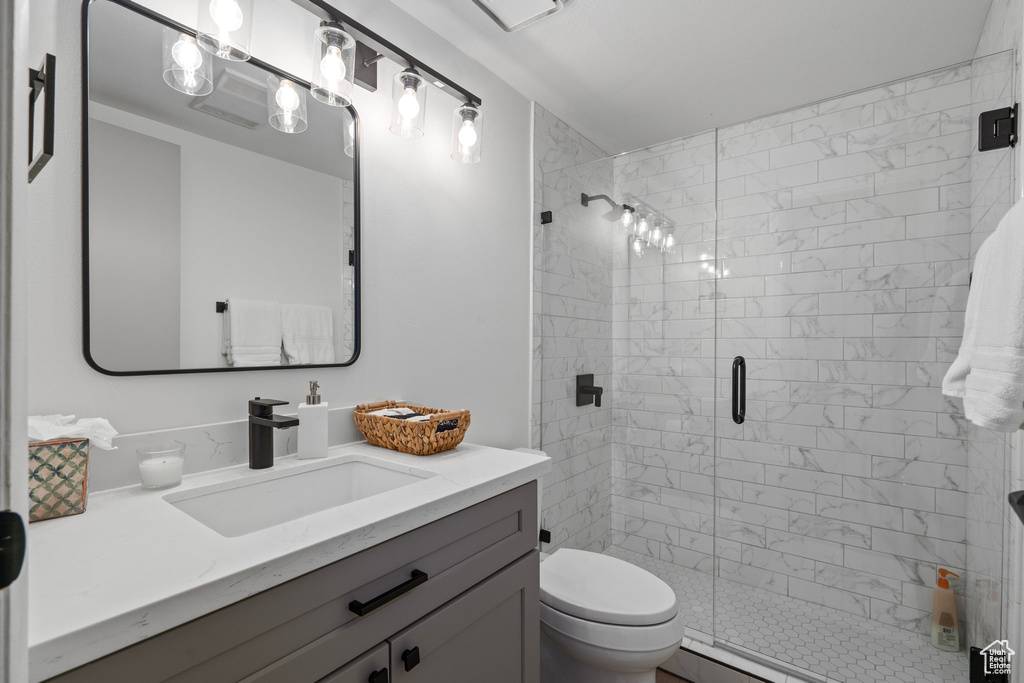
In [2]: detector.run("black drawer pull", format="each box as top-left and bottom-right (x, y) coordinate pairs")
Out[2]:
(368, 667), (388, 683)
(349, 569), (428, 616)
(402, 647), (420, 672)
(732, 356), (746, 425)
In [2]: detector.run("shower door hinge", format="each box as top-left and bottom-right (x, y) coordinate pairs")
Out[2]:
(979, 104), (1017, 151)
(540, 211), (552, 225)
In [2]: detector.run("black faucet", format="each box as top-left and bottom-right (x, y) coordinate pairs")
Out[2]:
(576, 374), (604, 408)
(248, 398), (300, 469)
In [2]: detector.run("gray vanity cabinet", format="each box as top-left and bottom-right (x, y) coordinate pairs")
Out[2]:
(388, 552), (538, 683)
(45, 482), (539, 683)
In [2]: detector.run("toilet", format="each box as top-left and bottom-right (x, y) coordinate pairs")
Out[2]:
(539, 549), (686, 683)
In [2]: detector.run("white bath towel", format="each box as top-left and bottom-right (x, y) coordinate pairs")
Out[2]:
(221, 298), (282, 367)
(281, 303), (335, 365)
(942, 200), (1024, 431)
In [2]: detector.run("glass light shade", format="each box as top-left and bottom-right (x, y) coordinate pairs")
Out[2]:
(389, 69), (426, 138)
(310, 24), (355, 107)
(620, 207), (634, 232)
(662, 232), (677, 253)
(162, 29), (212, 96)
(631, 236), (645, 257)
(267, 75), (307, 134)
(196, 0), (254, 61)
(635, 213), (650, 238)
(450, 103), (483, 163)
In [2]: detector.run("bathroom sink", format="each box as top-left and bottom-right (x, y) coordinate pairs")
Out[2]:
(164, 456), (435, 537)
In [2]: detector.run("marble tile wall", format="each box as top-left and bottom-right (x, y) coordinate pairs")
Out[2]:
(533, 104), (615, 551)
(610, 63), (985, 637)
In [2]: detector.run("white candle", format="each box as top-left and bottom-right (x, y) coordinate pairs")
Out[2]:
(138, 455), (183, 489)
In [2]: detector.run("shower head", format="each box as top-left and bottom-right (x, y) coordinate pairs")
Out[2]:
(581, 193), (635, 222)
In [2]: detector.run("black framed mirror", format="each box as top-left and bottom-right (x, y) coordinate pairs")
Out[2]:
(82, 0), (360, 375)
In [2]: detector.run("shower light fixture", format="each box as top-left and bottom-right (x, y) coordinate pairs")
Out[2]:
(311, 23), (356, 107)
(451, 103), (483, 163)
(620, 207), (634, 230)
(390, 68), (426, 138)
(196, 0), (254, 61)
(267, 75), (307, 133)
(162, 29), (212, 96)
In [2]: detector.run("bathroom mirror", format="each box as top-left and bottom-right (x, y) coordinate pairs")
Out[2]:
(82, 0), (360, 375)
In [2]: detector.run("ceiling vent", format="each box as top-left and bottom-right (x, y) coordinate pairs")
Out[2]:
(188, 67), (265, 129)
(472, 0), (563, 32)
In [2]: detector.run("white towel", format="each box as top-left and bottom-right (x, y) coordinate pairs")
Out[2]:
(942, 200), (1024, 431)
(281, 304), (335, 365)
(222, 298), (282, 367)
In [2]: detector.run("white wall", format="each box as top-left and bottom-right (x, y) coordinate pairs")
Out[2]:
(88, 118), (182, 371)
(26, 0), (533, 448)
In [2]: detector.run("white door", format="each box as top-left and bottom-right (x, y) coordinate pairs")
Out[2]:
(0, 0), (30, 681)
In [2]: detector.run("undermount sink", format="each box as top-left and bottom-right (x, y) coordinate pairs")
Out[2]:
(164, 455), (435, 537)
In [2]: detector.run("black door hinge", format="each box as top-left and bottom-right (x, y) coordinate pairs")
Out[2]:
(348, 249), (355, 266)
(979, 104), (1017, 151)
(0, 510), (26, 590)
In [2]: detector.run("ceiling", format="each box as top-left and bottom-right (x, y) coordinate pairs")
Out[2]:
(390, 0), (993, 154)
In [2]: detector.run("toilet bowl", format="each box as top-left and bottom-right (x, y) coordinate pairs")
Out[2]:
(539, 549), (686, 683)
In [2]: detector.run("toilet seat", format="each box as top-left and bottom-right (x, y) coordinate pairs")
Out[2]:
(540, 601), (686, 654)
(540, 549), (678, 626)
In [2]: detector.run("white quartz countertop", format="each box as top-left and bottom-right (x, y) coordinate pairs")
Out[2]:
(27, 441), (550, 681)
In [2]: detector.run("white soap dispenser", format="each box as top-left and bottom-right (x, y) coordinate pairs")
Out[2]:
(297, 380), (328, 459)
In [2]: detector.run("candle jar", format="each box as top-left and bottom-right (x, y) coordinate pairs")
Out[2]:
(136, 445), (185, 490)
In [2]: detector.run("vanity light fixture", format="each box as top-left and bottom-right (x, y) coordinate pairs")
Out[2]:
(267, 75), (307, 133)
(162, 28), (212, 96)
(196, 0), (254, 61)
(390, 68), (426, 138)
(310, 22), (356, 107)
(451, 103), (483, 163)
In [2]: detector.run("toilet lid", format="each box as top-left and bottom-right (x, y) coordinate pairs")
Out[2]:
(540, 549), (678, 626)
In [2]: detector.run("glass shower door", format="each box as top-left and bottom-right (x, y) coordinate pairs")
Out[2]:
(711, 54), (1014, 682)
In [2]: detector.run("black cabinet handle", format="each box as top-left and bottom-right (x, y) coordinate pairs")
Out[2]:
(28, 54), (55, 183)
(402, 647), (420, 672)
(367, 667), (388, 683)
(732, 356), (745, 425)
(349, 569), (428, 617)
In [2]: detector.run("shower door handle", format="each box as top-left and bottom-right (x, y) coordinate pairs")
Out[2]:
(732, 356), (745, 425)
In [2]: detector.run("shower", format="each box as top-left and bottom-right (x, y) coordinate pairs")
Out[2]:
(535, 51), (1018, 683)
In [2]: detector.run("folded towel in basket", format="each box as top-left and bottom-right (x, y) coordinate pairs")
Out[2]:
(369, 407), (429, 422)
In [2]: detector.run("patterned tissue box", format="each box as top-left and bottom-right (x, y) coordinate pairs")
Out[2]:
(28, 438), (89, 522)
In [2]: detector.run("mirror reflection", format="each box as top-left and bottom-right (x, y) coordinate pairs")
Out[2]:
(85, 0), (358, 374)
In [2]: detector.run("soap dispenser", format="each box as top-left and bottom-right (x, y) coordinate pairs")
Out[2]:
(297, 381), (328, 459)
(930, 568), (960, 651)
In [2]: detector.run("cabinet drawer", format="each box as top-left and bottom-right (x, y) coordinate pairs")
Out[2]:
(389, 550), (539, 683)
(242, 642), (389, 683)
(47, 482), (537, 683)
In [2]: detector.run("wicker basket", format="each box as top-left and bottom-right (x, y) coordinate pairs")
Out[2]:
(354, 401), (471, 456)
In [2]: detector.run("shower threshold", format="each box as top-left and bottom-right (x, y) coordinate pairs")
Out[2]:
(604, 546), (969, 683)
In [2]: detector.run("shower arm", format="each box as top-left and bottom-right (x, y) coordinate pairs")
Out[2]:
(581, 193), (635, 215)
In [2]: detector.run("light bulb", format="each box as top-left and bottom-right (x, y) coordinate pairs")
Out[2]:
(458, 120), (478, 148)
(398, 87), (420, 120)
(637, 218), (649, 236)
(621, 209), (633, 229)
(320, 45), (345, 83)
(209, 0), (243, 31)
(664, 235), (675, 250)
(651, 228), (663, 245)
(276, 81), (300, 112)
(172, 34), (202, 71)
(632, 239), (643, 256)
